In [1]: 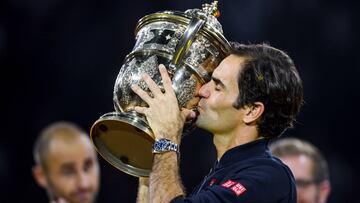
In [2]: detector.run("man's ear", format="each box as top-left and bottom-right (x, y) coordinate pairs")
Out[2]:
(319, 180), (331, 203)
(243, 102), (264, 124)
(32, 165), (48, 189)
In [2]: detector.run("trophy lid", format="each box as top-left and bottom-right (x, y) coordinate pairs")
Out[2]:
(135, 1), (230, 54)
(185, 1), (223, 33)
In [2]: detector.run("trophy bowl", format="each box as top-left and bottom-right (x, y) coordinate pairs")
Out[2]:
(90, 1), (230, 177)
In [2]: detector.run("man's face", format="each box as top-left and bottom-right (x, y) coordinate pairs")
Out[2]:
(196, 54), (246, 134)
(44, 135), (100, 203)
(280, 155), (322, 203)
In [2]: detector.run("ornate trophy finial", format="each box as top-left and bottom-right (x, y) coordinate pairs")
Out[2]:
(202, 1), (220, 17)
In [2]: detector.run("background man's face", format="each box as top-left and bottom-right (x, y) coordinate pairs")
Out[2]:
(280, 155), (322, 203)
(44, 135), (100, 203)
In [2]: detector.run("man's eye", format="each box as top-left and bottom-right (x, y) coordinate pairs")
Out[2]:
(62, 168), (75, 176)
(84, 159), (94, 172)
(295, 179), (316, 188)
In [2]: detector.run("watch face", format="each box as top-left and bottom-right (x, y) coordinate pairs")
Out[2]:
(155, 139), (168, 151)
(154, 139), (167, 151)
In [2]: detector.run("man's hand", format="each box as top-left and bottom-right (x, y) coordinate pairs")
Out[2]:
(131, 64), (195, 203)
(131, 64), (196, 144)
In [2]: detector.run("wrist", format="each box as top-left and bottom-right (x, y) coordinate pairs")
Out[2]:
(153, 128), (182, 144)
(153, 150), (179, 161)
(139, 177), (149, 186)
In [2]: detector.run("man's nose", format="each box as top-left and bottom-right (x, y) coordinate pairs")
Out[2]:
(198, 83), (210, 98)
(77, 172), (91, 188)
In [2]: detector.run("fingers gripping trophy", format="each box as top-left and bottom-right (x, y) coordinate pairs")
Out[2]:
(90, 1), (230, 177)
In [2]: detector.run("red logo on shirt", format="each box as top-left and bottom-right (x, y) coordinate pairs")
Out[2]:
(230, 183), (247, 196)
(221, 180), (247, 196)
(221, 180), (236, 188)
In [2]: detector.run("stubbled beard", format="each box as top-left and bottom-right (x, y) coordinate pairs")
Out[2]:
(45, 175), (97, 203)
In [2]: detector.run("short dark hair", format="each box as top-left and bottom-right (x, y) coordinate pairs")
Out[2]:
(270, 138), (330, 183)
(230, 42), (303, 139)
(33, 121), (87, 170)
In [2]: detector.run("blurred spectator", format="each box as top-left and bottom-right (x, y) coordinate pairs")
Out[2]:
(32, 121), (100, 203)
(270, 138), (331, 203)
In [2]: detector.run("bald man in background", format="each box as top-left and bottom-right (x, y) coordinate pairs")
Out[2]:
(32, 121), (100, 203)
(270, 138), (331, 203)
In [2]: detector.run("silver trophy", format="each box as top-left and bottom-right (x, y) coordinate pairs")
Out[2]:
(90, 1), (230, 177)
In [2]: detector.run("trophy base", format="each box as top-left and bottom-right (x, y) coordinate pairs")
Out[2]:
(90, 111), (154, 177)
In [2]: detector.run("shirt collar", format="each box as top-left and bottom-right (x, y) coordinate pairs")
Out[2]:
(215, 138), (269, 169)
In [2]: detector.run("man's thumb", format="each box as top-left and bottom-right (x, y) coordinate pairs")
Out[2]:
(182, 108), (196, 120)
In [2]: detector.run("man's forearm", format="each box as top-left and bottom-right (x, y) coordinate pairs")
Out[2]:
(136, 177), (149, 203)
(149, 152), (185, 203)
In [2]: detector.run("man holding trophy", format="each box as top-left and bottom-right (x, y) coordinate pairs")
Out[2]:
(133, 42), (303, 203)
(90, 1), (303, 203)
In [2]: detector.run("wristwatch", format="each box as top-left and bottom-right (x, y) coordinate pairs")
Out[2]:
(152, 138), (179, 154)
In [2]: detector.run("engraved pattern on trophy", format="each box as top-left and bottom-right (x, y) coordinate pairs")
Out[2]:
(114, 55), (160, 111)
(133, 22), (185, 57)
(177, 78), (196, 108)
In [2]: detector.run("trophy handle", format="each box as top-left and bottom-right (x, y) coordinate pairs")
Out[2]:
(170, 17), (205, 69)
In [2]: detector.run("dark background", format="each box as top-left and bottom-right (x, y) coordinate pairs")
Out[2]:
(1, 0), (359, 202)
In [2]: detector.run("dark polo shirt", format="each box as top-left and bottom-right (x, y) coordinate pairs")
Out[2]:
(171, 139), (296, 203)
